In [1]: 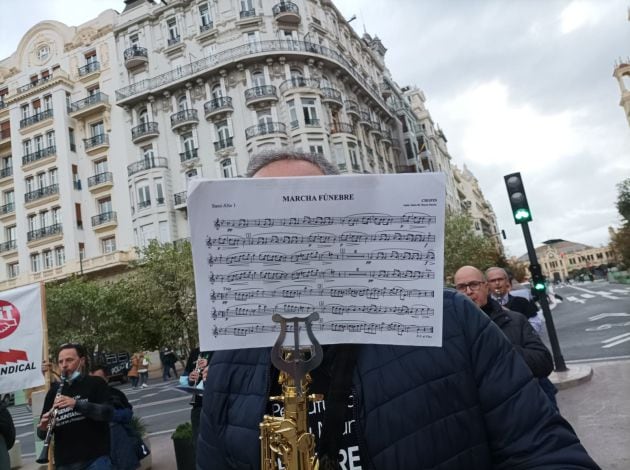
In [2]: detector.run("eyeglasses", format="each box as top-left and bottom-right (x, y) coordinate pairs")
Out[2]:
(455, 280), (485, 292)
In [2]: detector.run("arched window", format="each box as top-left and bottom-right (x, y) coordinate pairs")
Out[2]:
(138, 108), (149, 124)
(211, 83), (223, 100)
(251, 71), (265, 87)
(177, 95), (188, 111)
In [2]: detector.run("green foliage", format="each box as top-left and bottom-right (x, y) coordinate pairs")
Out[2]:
(616, 178), (630, 224)
(444, 213), (502, 281)
(612, 178), (630, 268)
(172, 422), (193, 440)
(131, 416), (148, 438)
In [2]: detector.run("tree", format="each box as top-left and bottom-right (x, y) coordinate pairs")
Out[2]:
(443, 213), (502, 281)
(616, 178), (630, 223)
(126, 240), (197, 359)
(612, 178), (630, 267)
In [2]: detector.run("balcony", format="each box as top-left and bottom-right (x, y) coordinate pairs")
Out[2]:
(83, 134), (110, 155)
(330, 122), (354, 135)
(91, 211), (117, 232)
(180, 148), (199, 163)
(245, 122), (287, 139)
(174, 191), (187, 209)
(304, 118), (321, 128)
(345, 100), (360, 118)
(78, 61), (100, 79)
(127, 156), (168, 177)
(131, 122), (159, 144)
(370, 123), (382, 137)
(124, 46), (149, 70)
(272, 2), (300, 23)
(200, 22), (214, 34)
(27, 223), (62, 244)
(137, 200), (152, 210)
(16, 75), (53, 94)
(0, 166), (12, 182)
(0, 202), (15, 220)
(19, 109), (53, 130)
(0, 128), (10, 148)
(321, 87), (343, 107)
(25, 184), (59, 206)
(381, 130), (393, 144)
(204, 96), (233, 121)
(22, 145), (56, 168)
(0, 239), (17, 255)
(167, 35), (181, 47)
(170, 109), (199, 131)
(278, 77), (319, 95)
(87, 171), (113, 192)
(244, 85), (278, 107)
(68, 92), (110, 119)
(214, 137), (234, 152)
(240, 9), (256, 18)
(358, 111), (372, 127)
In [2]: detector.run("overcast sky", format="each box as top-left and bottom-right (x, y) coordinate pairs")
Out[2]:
(1, 0), (628, 258)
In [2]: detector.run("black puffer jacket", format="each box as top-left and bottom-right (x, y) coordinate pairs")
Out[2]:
(198, 290), (598, 469)
(0, 403), (15, 450)
(482, 297), (553, 378)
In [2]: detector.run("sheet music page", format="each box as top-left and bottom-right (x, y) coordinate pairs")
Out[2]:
(188, 172), (445, 351)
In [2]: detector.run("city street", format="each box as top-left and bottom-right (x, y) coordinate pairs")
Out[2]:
(11, 376), (191, 460)
(548, 281), (630, 362)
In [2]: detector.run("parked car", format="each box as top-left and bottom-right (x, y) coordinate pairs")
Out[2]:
(94, 351), (130, 383)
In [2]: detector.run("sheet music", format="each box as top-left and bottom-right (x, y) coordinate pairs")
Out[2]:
(188, 173), (445, 350)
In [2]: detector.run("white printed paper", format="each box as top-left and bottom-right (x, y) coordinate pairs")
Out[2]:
(188, 173), (445, 351)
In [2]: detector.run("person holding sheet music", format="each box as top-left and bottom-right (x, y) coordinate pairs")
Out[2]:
(197, 150), (599, 470)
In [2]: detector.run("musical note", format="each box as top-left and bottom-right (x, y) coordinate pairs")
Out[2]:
(212, 321), (434, 337)
(211, 303), (434, 319)
(209, 286), (434, 302)
(208, 268), (435, 283)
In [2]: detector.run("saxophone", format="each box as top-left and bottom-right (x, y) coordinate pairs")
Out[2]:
(260, 313), (323, 470)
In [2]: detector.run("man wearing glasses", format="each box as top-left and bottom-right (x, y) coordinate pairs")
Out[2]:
(454, 266), (554, 380)
(38, 343), (114, 469)
(485, 266), (538, 319)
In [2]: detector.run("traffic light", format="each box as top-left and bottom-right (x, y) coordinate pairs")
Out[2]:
(504, 172), (532, 224)
(529, 264), (546, 293)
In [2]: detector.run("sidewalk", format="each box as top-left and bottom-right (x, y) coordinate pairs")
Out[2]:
(16, 360), (629, 469)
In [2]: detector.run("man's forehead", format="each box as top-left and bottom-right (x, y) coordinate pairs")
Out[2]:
(253, 159), (325, 178)
(487, 269), (507, 279)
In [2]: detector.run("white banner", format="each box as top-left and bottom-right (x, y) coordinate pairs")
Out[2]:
(189, 173), (445, 351)
(0, 283), (45, 394)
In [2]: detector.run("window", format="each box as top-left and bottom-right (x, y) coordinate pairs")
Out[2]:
(155, 179), (164, 204)
(215, 120), (230, 142)
(159, 221), (169, 243)
(138, 184), (151, 209)
(85, 50), (97, 65)
(177, 95), (188, 111)
(75, 203), (83, 229)
(309, 144), (324, 156)
(55, 246), (65, 266)
(138, 109), (149, 124)
(37, 172), (46, 189)
(46, 130), (55, 148)
(6, 225), (16, 242)
(37, 45), (50, 62)
(49, 168), (58, 185)
(199, 3), (212, 27)
(1, 155), (11, 171)
(34, 135), (43, 151)
(348, 143), (359, 168)
(167, 17), (179, 42)
(257, 109), (273, 130)
(287, 99), (298, 128)
(181, 132), (195, 155)
(221, 159), (234, 178)
(43, 250), (53, 270)
(21, 104), (29, 120)
(25, 176), (35, 193)
(43, 94), (53, 111)
(90, 121), (104, 137)
(98, 197), (112, 214)
(7, 262), (18, 279)
(94, 159), (108, 174)
(241, 0), (254, 13)
(251, 71), (265, 87)
(129, 33), (139, 47)
(101, 236), (116, 254)
(185, 169), (198, 181)
(51, 206), (60, 225)
(30, 253), (41, 273)
(27, 215), (37, 232)
(140, 224), (156, 248)
(302, 98), (318, 125)
(39, 210), (49, 228)
(142, 145), (154, 160)
(333, 142), (345, 166)
(3, 190), (14, 206)
(211, 84), (223, 100)
(69, 128), (76, 151)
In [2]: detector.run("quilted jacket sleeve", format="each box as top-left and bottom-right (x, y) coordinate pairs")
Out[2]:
(511, 313), (554, 378)
(453, 293), (599, 469)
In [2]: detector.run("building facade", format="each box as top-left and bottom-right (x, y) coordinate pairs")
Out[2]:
(613, 9), (630, 127)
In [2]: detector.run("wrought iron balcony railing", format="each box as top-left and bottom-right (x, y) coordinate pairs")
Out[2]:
(25, 184), (59, 203)
(213, 137), (234, 151)
(78, 61), (100, 76)
(330, 122), (354, 134)
(200, 22), (214, 33)
(180, 149), (198, 162)
(22, 146), (56, 166)
(69, 92), (109, 113)
(84, 133), (109, 150)
(27, 223), (62, 242)
(0, 202), (14, 215)
(167, 36), (181, 47)
(204, 96), (233, 114)
(19, 109), (53, 128)
(240, 8), (256, 18)
(0, 166), (12, 179)
(127, 156), (168, 176)
(138, 200), (152, 209)
(245, 122), (286, 139)
(279, 77), (319, 93)
(174, 191), (187, 206)
(17, 75), (52, 94)
(124, 46), (148, 61)
(272, 1), (299, 16)
(170, 109), (198, 126)
(131, 122), (159, 140)
(87, 171), (113, 187)
(244, 85), (277, 102)
(91, 211), (117, 227)
(0, 239), (16, 252)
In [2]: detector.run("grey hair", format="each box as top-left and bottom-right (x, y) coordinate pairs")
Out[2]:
(246, 149), (340, 177)
(485, 267), (508, 279)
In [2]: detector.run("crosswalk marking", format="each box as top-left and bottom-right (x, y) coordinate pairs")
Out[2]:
(602, 332), (630, 349)
(580, 294), (596, 299)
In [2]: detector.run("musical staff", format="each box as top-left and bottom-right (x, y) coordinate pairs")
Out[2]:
(207, 249), (435, 266)
(214, 212), (436, 230)
(208, 268), (435, 284)
(210, 286), (434, 301)
(206, 231), (436, 248)
(212, 321), (434, 337)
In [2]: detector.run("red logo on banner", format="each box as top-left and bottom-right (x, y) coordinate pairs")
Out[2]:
(0, 349), (28, 365)
(0, 300), (20, 339)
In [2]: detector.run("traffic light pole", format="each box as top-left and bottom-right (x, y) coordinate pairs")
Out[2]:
(521, 222), (568, 372)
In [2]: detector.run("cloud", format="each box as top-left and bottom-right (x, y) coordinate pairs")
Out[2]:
(560, 1), (602, 34)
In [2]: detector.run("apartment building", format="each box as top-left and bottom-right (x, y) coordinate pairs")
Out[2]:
(613, 9), (630, 127)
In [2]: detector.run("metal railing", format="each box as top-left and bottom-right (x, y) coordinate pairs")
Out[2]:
(170, 109), (198, 126)
(0, 202), (14, 215)
(180, 149), (198, 162)
(131, 122), (159, 140)
(245, 122), (286, 139)
(345, 100), (360, 114)
(272, 1), (299, 16)
(17, 75), (52, 94)
(174, 191), (187, 205)
(304, 118), (320, 127)
(240, 8), (256, 18)
(244, 85), (277, 102)
(0, 239), (16, 252)
(138, 200), (152, 209)
(20, 109), (53, 128)
(279, 77), (319, 93)
(204, 96), (233, 114)
(69, 92), (109, 113)
(115, 40), (387, 114)
(78, 61), (100, 76)
(330, 122), (354, 134)
(167, 35), (181, 47)
(27, 223), (62, 242)
(214, 137), (234, 151)
(84, 134), (109, 150)
(73, 180), (82, 190)
(91, 211), (117, 227)
(124, 46), (148, 61)
(25, 184), (59, 203)
(0, 166), (12, 179)
(200, 22), (214, 33)
(321, 87), (342, 102)
(87, 171), (113, 187)
(127, 156), (168, 176)
(22, 146), (56, 166)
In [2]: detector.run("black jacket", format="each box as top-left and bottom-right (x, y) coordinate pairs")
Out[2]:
(0, 403), (15, 450)
(482, 297), (553, 378)
(505, 293), (538, 318)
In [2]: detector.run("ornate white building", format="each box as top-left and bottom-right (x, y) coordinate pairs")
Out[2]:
(613, 9), (630, 127)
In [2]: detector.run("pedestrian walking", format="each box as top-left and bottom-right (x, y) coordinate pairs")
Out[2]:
(128, 353), (140, 389)
(138, 353), (150, 388)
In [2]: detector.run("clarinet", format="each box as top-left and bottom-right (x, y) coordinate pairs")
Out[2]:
(36, 377), (67, 464)
(189, 354), (206, 405)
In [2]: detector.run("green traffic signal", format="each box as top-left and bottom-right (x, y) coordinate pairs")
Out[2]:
(533, 281), (546, 291)
(514, 208), (531, 221)
(504, 172), (533, 224)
